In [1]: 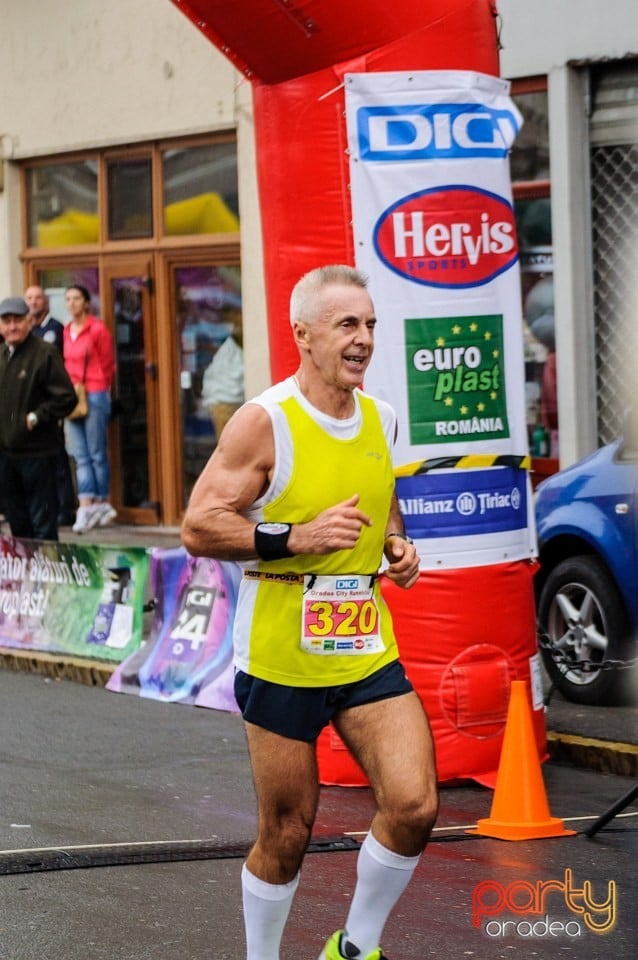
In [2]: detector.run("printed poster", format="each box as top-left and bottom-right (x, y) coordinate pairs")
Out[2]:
(108, 547), (241, 712)
(0, 535), (148, 661)
(346, 70), (536, 567)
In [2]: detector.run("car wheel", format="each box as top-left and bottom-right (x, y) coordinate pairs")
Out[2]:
(537, 554), (633, 705)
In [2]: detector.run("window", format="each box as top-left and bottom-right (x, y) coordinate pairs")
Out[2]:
(162, 141), (239, 235)
(26, 160), (98, 248)
(509, 86), (550, 183)
(107, 157), (153, 239)
(510, 78), (556, 463)
(23, 135), (238, 250)
(174, 264), (243, 503)
(21, 135), (241, 527)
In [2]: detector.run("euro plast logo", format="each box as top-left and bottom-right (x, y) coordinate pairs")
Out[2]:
(373, 184), (517, 289)
(404, 313), (509, 446)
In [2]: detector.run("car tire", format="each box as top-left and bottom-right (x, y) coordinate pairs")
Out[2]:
(537, 554), (633, 705)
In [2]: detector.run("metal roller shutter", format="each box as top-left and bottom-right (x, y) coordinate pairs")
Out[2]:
(589, 60), (638, 443)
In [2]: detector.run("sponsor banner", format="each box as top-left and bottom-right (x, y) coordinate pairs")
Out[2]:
(107, 547), (241, 711)
(395, 465), (535, 569)
(0, 535), (148, 661)
(346, 70), (535, 564)
(397, 467), (527, 540)
(375, 185), (518, 290)
(397, 477), (536, 567)
(346, 70), (526, 460)
(405, 312), (509, 445)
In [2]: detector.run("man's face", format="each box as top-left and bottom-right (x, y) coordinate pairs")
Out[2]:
(0, 313), (31, 347)
(295, 283), (376, 392)
(24, 286), (48, 322)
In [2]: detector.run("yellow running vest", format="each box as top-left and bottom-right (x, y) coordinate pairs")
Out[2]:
(233, 391), (400, 686)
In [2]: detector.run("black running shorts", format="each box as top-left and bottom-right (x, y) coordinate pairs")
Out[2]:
(234, 659), (413, 742)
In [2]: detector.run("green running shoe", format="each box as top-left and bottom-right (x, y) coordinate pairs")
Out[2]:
(318, 930), (388, 960)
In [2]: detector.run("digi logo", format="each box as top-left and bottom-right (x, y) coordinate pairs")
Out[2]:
(336, 578), (359, 590)
(356, 103), (520, 161)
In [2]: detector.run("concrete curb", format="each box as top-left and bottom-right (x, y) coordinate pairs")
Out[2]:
(2, 650), (637, 779)
(0, 649), (114, 687)
(546, 730), (638, 778)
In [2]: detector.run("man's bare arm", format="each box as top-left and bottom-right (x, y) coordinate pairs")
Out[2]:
(181, 403), (273, 560)
(385, 491), (407, 541)
(181, 402), (376, 561)
(382, 491), (420, 589)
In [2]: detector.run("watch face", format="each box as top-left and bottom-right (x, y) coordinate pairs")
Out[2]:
(258, 522), (290, 535)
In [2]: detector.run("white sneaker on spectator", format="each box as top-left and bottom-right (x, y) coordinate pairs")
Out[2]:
(97, 503), (117, 527)
(72, 505), (94, 534)
(84, 503), (104, 531)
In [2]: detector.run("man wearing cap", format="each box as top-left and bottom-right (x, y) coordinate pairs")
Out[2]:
(0, 296), (77, 541)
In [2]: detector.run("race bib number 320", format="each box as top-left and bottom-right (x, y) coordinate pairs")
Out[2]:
(300, 574), (385, 655)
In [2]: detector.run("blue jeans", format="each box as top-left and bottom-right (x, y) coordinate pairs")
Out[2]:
(65, 390), (111, 500)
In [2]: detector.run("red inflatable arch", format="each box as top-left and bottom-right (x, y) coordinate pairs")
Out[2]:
(173, 0), (500, 379)
(172, 0), (544, 785)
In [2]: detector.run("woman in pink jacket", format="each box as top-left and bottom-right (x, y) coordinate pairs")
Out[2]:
(63, 284), (116, 533)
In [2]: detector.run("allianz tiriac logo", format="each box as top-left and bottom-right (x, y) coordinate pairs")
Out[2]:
(355, 103), (520, 161)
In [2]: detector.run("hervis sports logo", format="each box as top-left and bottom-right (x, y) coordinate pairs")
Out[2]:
(373, 184), (518, 289)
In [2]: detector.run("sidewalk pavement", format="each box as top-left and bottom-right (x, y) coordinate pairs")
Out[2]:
(2, 522), (637, 778)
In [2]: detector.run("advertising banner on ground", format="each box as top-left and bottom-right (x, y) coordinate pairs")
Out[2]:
(107, 547), (241, 712)
(346, 71), (536, 567)
(0, 536), (148, 661)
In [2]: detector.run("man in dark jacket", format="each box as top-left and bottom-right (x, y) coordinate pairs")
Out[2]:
(25, 285), (65, 352)
(25, 284), (78, 526)
(0, 296), (77, 540)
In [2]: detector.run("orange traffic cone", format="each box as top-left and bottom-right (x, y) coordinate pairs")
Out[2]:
(469, 680), (576, 840)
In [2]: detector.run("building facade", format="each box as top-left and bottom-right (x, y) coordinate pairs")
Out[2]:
(1, 0), (636, 523)
(499, 0), (638, 469)
(0, 0), (269, 526)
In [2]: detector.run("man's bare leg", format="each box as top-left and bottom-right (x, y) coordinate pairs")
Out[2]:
(327, 691), (438, 957)
(242, 723), (320, 959)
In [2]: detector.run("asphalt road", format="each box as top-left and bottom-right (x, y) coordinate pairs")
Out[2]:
(0, 669), (636, 960)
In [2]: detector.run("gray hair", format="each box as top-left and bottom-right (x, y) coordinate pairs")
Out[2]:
(289, 265), (368, 327)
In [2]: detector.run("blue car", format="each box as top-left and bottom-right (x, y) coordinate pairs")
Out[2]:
(534, 409), (638, 704)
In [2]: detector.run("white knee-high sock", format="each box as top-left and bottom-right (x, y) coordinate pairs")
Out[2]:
(241, 864), (299, 960)
(343, 832), (421, 957)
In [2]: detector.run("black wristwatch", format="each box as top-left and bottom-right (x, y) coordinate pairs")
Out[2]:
(254, 522), (293, 561)
(385, 531), (414, 544)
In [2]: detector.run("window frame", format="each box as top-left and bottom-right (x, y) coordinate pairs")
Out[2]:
(20, 132), (240, 261)
(510, 75), (551, 204)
